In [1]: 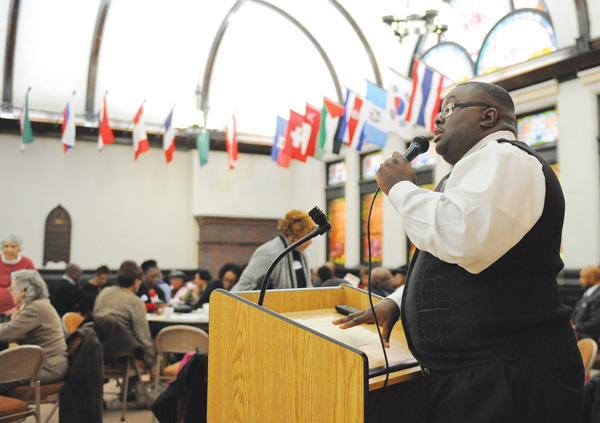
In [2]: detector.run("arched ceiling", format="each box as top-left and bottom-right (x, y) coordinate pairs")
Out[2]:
(0, 0), (411, 144)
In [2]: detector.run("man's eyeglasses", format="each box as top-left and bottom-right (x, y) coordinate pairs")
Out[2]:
(439, 102), (492, 119)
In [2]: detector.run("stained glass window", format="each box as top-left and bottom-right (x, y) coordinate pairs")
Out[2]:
(327, 198), (346, 264)
(422, 43), (474, 86)
(418, 1), (555, 82)
(361, 193), (383, 263)
(361, 151), (384, 180)
(327, 161), (347, 186)
(516, 109), (558, 146)
(477, 10), (556, 75)
(441, 0), (513, 62)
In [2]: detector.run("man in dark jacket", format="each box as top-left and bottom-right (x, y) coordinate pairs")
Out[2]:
(572, 265), (600, 340)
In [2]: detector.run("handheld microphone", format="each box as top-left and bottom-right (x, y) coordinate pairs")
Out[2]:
(257, 206), (331, 306)
(403, 136), (430, 162)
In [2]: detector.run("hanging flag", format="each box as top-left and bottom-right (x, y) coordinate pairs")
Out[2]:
(359, 82), (389, 148)
(283, 110), (308, 162)
(271, 115), (288, 162)
(20, 88), (33, 152)
(337, 88), (365, 148)
(197, 129), (209, 167)
(225, 114), (238, 169)
(133, 104), (149, 160)
(163, 108), (176, 163)
(302, 104), (321, 158)
(406, 59), (444, 133)
(282, 110), (307, 162)
(98, 95), (114, 151)
(62, 100), (76, 153)
(386, 73), (414, 138)
(314, 97), (344, 160)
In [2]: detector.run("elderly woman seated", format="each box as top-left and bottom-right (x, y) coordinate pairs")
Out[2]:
(0, 269), (68, 393)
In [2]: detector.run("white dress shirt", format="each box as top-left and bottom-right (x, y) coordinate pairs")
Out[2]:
(387, 131), (546, 307)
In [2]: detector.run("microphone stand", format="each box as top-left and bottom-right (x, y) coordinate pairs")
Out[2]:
(257, 209), (331, 307)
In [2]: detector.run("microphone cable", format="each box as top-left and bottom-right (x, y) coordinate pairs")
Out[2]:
(366, 186), (390, 418)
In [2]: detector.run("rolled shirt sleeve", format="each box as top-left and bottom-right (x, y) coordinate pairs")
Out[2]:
(387, 137), (546, 276)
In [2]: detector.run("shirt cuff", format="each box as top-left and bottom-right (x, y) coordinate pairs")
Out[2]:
(387, 290), (403, 310)
(387, 181), (419, 208)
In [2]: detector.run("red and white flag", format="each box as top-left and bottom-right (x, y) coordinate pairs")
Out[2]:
(282, 110), (307, 162)
(225, 115), (238, 169)
(98, 96), (114, 151)
(133, 104), (149, 160)
(62, 101), (76, 153)
(163, 108), (176, 163)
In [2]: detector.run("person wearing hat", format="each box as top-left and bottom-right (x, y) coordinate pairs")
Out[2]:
(0, 234), (35, 320)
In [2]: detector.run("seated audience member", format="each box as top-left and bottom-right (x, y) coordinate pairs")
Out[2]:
(0, 269), (68, 393)
(315, 265), (334, 287)
(144, 259), (171, 303)
(93, 260), (156, 368)
(195, 262), (242, 309)
(79, 265), (111, 296)
(138, 260), (166, 313)
(181, 269), (212, 307)
(231, 210), (316, 291)
(0, 234), (35, 320)
(572, 265), (600, 340)
(169, 270), (190, 301)
(369, 267), (396, 298)
(47, 263), (96, 316)
(321, 278), (346, 287)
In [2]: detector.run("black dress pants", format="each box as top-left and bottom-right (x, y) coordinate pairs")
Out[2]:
(425, 345), (584, 423)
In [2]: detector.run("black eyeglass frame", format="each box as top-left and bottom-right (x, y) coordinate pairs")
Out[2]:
(439, 102), (493, 118)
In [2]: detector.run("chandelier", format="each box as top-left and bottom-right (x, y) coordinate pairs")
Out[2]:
(383, 1), (449, 42)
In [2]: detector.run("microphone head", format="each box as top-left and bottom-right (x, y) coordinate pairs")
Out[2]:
(412, 136), (430, 154)
(308, 206), (329, 227)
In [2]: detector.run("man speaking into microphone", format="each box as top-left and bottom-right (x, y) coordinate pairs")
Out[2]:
(334, 82), (583, 423)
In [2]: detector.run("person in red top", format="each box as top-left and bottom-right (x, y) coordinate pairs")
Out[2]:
(0, 235), (35, 320)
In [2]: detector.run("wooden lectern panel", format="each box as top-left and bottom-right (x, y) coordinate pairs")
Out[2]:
(208, 290), (368, 423)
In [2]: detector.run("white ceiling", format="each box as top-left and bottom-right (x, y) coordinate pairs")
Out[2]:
(0, 0), (417, 141)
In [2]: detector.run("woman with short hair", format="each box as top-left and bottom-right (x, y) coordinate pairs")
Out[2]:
(0, 234), (35, 319)
(231, 209), (317, 291)
(0, 269), (68, 393)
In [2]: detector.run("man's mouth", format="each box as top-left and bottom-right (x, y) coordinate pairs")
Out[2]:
(433, 128), (443, 143)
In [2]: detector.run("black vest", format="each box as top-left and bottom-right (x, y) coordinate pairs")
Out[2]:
(402, 139), (576, 371)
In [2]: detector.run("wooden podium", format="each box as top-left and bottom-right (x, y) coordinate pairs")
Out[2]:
(207, 285), (427, 423)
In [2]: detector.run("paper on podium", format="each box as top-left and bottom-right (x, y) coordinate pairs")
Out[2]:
(295, 317), (381, 347)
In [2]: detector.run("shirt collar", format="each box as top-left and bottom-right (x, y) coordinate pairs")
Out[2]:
(462, 130), (517, 160)
(586, 284), (600, 296)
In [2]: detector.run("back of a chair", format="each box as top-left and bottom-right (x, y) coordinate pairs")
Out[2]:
(0, 345), (45, 385)
(62, 312), (85, 334)
(156, 325), (209, 355)
(578, 338), (598, 378)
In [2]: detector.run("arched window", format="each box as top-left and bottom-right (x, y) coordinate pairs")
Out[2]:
(43, 205), (71, 265)
(417, 1), (555, 83)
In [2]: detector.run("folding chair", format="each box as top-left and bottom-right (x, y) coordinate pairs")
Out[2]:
(0, 345), (45, 423)
(62, 312), (85, 334)
(154, 325), (209, 399)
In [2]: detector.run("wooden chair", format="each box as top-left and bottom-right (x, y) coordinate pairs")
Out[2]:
(578, 338), (598, 380)
(62, 312), (85, 334)
(154, 325), (209, 399)
(0, 345), (45, 423)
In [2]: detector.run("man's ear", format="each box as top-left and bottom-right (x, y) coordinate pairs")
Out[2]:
(480, 107), (498, 128)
